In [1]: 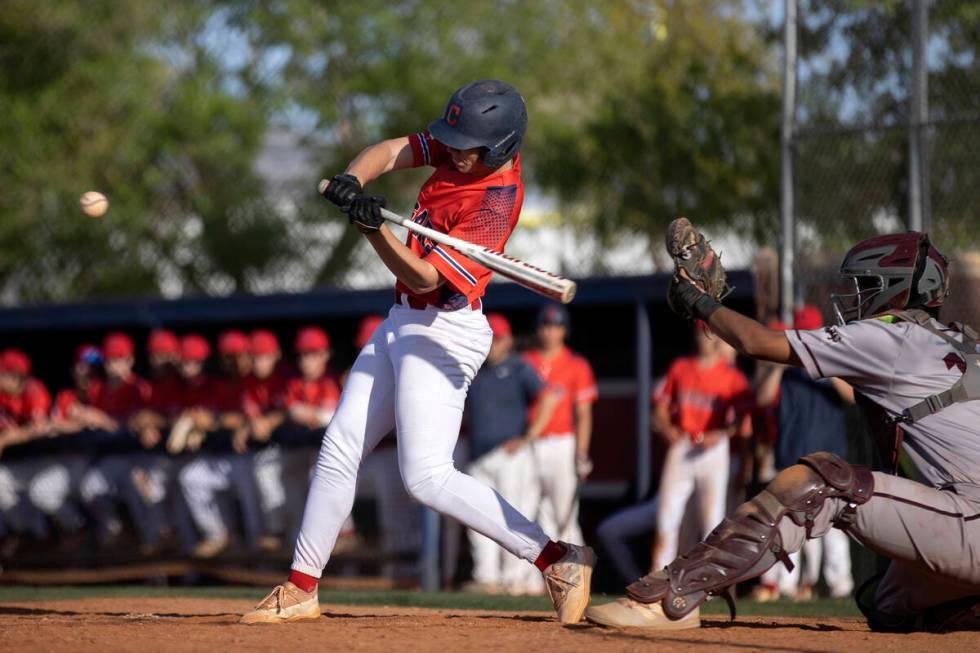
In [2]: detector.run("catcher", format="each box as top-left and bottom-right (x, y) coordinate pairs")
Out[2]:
(586, 218), (980, 632)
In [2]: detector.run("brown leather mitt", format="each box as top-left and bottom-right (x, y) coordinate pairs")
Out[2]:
(665, 217), (732, 320)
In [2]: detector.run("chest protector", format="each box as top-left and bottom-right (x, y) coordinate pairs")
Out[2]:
(856, 309), (980, 472)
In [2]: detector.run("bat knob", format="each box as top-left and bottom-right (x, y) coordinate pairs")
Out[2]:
(317, 179), (330, 195)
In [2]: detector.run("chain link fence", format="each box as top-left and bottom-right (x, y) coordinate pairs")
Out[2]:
(787, 0), (980, 326)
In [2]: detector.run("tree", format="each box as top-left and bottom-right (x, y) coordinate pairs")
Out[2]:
(223, 0), (781, 274)
(792, 0), (980, 254)
(0, 1), (294, 302)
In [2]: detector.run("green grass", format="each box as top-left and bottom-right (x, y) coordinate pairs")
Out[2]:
(0, 585), (861, 618)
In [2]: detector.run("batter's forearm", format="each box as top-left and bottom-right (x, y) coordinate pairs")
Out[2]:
(345, 137), (414, 186)
(366, 226), (443, 294)
(707, 307), (802, 366)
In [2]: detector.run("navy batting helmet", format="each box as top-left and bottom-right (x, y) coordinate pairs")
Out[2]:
(428, 80), (527, 169)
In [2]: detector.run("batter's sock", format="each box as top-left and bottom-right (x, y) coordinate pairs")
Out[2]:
(533, 540), (568, 571)
(288, 570), (318, 593)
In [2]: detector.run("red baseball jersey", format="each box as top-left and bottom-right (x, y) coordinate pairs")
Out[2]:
(243, 373), (288, 417)
(285, 375), (341, 413)
(402, 131), (524, 308)
(653, 357), (752, 439)
(0, 378), (52, 426)
(93, 375), (151, 419)
(210, 376), (248, 413)
(54, 380), (104, 420)
(179, 374), (212, 410)
(147, 376), (184, 415)
(523, 347), (598, 437)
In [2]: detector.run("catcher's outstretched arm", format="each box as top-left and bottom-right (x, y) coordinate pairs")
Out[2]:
(706, 306), (802, 367)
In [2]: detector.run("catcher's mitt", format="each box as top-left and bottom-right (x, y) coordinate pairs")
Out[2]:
(665, 217), (732, 320)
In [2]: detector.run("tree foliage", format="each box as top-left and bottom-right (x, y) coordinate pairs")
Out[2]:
(792, 0), (980, 254)
(0, 1), (292, 302)
(1, 1), (972, 302)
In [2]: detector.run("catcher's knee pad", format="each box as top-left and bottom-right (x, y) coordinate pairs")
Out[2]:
(627, 452), (873, 620)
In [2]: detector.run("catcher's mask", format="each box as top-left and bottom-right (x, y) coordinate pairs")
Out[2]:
(831, 232), (949, 325)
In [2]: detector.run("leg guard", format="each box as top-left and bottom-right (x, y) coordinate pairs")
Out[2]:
(626, 452), (873, 620)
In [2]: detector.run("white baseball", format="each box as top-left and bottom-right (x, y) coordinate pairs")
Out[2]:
(80, 191), (109, 218)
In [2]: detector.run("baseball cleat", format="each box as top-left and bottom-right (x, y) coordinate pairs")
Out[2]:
(585, 597), (701, 630)
(542, 541), (595, 624)
(239, 582), (320, 624)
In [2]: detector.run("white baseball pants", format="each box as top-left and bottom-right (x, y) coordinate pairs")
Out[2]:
(291, 303), (551, 578)
(653, 436), (730, 570)
(467, 443), (537, 586)
(529, 435), (584, 545)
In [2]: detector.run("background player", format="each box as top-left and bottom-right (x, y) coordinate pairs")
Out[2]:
(520, 304), (597, 595)
(242, 79), (594, 625)
(587, 230), (980, 632)
(463, 312), (558, 595)
(649, 323), (752, 572)
(754, 306), (856, 602)
(0, 350), (59, 545)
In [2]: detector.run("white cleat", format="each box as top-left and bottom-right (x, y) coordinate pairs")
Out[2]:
(240, 582), (321, 624)
(542, 542), (596, 624)
(585, 597), (701, 630)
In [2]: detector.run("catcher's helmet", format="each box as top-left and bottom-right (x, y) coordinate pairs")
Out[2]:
(831, 232), (949, 325)
(428, 80), (527, 168)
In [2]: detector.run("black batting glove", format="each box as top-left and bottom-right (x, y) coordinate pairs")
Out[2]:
(345, 194), (386, 233)
(322, 173), (362, 209)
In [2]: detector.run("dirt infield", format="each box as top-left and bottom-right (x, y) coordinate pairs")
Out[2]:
(0, 597), (971, 653)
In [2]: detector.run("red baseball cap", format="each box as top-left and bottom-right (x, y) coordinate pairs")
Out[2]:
(0, 349), (31, 376)
(486, 313), (512, 339)
(355, 315), (385, 349)
(218, 329), (250, 356)
(250, 329), (280, 356)
(295, 326), (330, 353)
(103, 332), (135, 360)
(180, 334), (211, 362)
(75, 343), (103, 364)
(793, 305), (824, 331)
(147, 329), (179, 356)
(766, 320), (790, 331)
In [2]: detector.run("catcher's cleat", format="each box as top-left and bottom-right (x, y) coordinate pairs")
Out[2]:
(585, 598), (701, 630)
(626, 452), (873, 621)
(542, 541), (596, 624)
(240, 582), (320, 624)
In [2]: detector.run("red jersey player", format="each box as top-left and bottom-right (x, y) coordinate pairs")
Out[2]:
(95, 332), (151, 430)
(285, 326), (340, 432)
(523, 303), (599, 547)
(0, 349), (51, 454)
(166, 334), (213, 454)
(243, 329), (287, 446)
(649, 324), (752, 573)
(243, 80), (594, 625)
(52, 344), (110, 434)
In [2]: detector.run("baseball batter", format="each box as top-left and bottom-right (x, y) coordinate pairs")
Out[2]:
(588, 229), (980, 632)
(242, 80), (594, 625)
